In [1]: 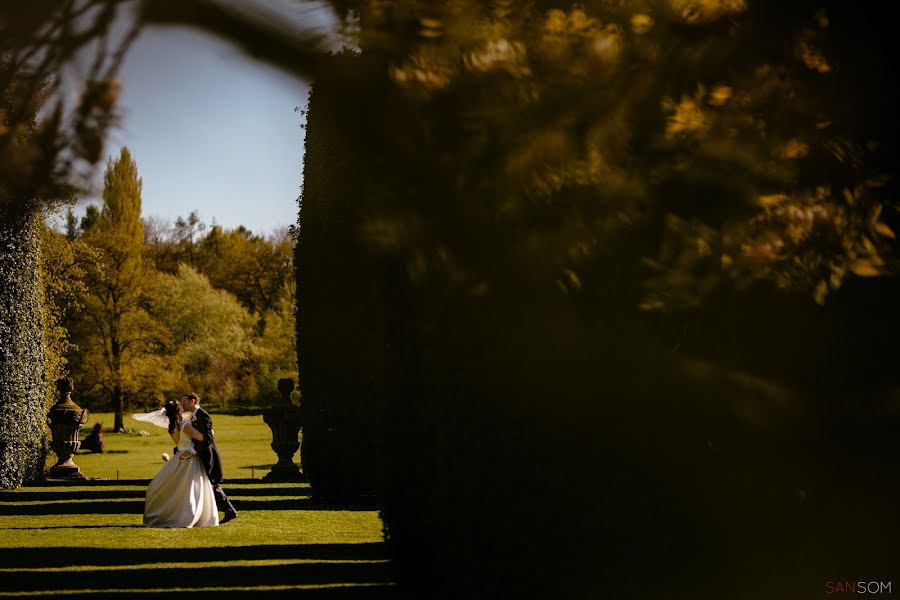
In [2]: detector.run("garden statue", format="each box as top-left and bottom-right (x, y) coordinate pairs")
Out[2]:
(262, 378), (304, 481)
(47, 378), (89, 479)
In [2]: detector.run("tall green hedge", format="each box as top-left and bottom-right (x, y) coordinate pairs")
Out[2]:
(296, 55), (390, 501)
(297, 46), (900, 598)
(0, 210), (49, 489)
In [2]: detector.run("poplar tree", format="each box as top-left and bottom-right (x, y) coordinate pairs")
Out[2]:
(81, 147), (152, 432)
(100, 148), (144, 243)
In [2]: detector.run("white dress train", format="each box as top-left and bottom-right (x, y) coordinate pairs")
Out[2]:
(143, 421), (219, 528)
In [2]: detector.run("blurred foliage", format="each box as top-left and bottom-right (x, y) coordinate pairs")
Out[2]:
(365, 0), (896, 310)
(281, 1), (900, 597)
(1, 1), (138, 487)
(141, 0), (898, 308)
(1, 1), (139, 219)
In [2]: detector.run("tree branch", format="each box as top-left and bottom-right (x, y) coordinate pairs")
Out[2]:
(139, 0), (332, 82)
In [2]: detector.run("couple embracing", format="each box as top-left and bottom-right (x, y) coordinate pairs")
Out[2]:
(134, 393), (238, 528)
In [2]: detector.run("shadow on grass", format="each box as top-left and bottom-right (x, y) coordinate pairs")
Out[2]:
(3, 482), (397, 597)
(1, 544), (396, 596)
(26, 479), (152, 486)
(0, 490), (147, 501)
(2, 543), (390, 567)
(0, 487), (312, 502)
(0, 498), (378, 515)
(24, 478), (301, 486)
(0, 588), (398, 599)
(3, 524), (146, 530)
(2, 564), (396, 594)
(226, 486), (312, 497)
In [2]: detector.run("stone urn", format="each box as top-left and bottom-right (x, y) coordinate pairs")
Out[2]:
(262, 378), (304, 481)
(47, 377), (89, 479)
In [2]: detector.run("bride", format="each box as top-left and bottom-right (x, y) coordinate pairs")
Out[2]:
(134, 400), (219, 528)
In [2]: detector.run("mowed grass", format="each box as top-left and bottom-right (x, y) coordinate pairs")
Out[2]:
(60, 411), (279, 480)
(0, 413), (394, 597)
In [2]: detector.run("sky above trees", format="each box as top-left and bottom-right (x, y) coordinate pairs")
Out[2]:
(70, 16), (323, 236)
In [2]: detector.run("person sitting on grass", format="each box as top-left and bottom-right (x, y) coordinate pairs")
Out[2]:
(81, 423), (104, 453)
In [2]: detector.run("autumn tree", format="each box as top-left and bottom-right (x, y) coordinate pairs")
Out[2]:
(250, 277), (299, 404)
(197, 226), (294, 319)
(150, 265), (256, 406)
(78, 147), (161, 431)
(173, 210), (206, 269)
(149, 217), (295, 321)
(38, 225), (101, 406)
(79, 204), (102, 236)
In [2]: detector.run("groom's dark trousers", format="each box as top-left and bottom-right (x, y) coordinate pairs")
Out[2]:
(182, 406), (238, 520)
(211, 483), (237, 516)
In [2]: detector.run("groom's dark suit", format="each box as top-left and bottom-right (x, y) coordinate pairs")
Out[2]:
(190, 406), (238, 521)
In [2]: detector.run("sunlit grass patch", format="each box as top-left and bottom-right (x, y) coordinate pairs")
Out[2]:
(2, 415), (392, 596)
(50, 412), (279, 481)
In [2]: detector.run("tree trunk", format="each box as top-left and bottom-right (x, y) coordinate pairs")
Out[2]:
(110, 324), (126, 432)
(111, 384), (125, 433)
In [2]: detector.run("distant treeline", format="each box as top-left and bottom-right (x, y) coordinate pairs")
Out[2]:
(43, 149), (297, 431)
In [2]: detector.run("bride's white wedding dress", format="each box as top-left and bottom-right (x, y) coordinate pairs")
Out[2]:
(143, 420), (219, 528)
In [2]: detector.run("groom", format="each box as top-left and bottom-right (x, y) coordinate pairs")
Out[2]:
(180, 392), (239, 523)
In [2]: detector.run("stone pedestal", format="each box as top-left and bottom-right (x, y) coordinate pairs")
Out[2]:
(262, 378), (304, 481)
(47, 378), (89, 479)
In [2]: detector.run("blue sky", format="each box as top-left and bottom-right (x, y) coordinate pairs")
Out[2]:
(74, 19), (317, 237)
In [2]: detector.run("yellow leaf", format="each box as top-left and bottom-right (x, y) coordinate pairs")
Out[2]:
(874, 222), (895, 239)
(631, 14), (654, 34)
(419, 17), (442, 29)
(813, 281), (828, 305)
(849, 260), (881, 277)
(639, 298), (665, 311)
(758, 193), (789, 207)
(563, 268), (582, 290)
(781, 138), (809, 159)
(870, 203), (883, 225)
(861, 237), (882, 262)
(842, 187), (855, 205)
(865, 175), (890, 188)
(708, 85), (732, 106)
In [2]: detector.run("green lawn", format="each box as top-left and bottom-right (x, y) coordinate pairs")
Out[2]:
(0, 414), (395, 597)
(59, 411), (279, 480)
